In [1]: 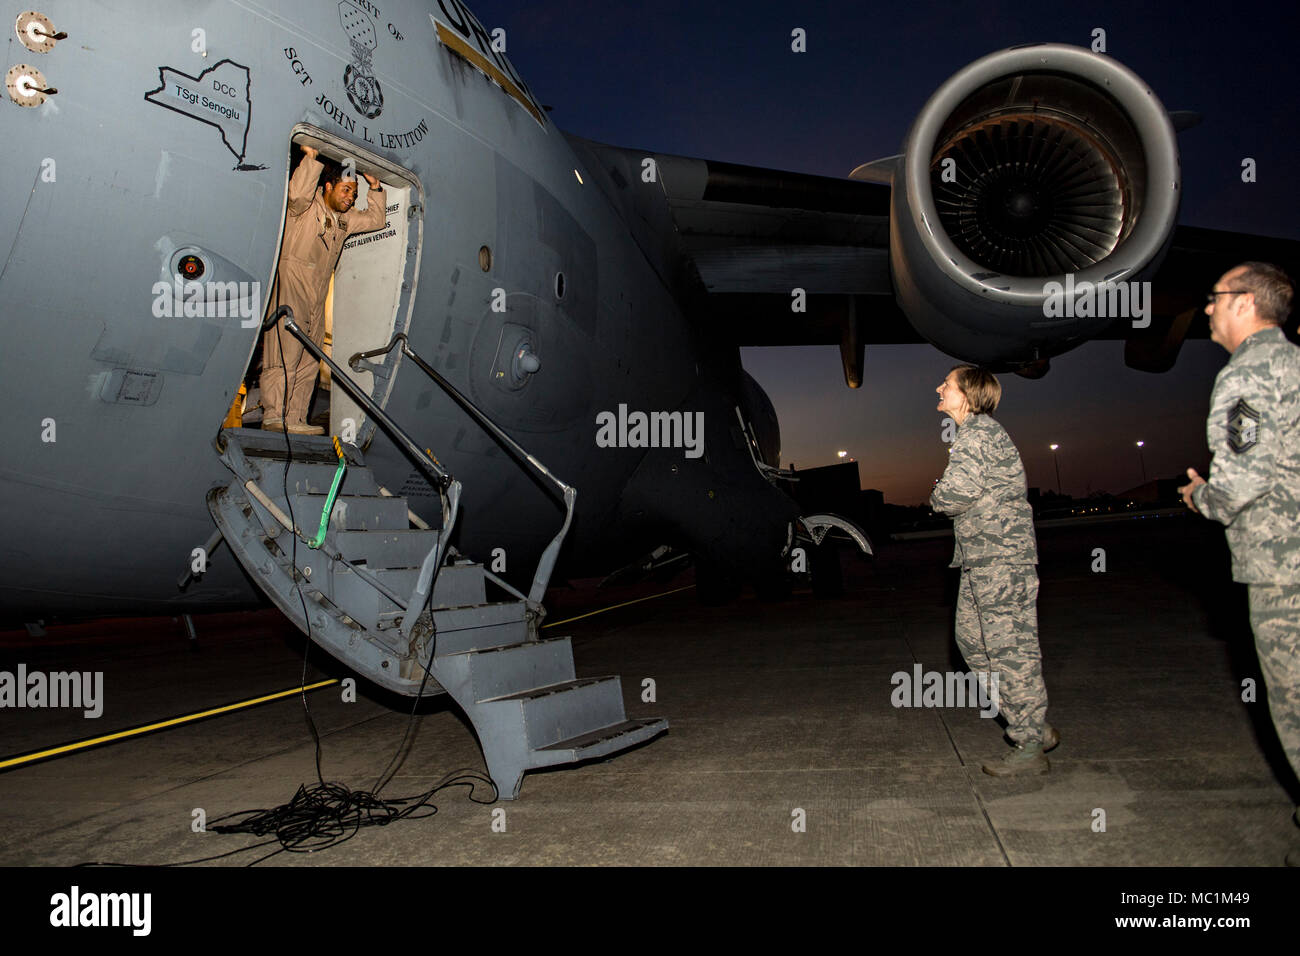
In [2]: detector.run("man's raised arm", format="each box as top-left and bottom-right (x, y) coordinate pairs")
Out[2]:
(287, 145), (324, 217)
(349, 171), (387, 233)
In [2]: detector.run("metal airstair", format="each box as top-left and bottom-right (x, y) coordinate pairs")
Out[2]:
(206, 308), (666, 798)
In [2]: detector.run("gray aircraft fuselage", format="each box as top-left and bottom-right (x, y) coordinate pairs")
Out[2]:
(0, 0), (797, 619)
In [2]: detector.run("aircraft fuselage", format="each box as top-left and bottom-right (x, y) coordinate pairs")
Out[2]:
(0, 0), (795, 619)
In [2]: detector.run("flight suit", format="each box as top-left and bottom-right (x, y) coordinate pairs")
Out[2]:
(1192, 325), (1300, 783)
(930, 413), (1047, 745)
(261, 155), (386, 427)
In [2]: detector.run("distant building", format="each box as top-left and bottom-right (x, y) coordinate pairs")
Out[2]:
(1116, 477), (1182, 506)
(1029, 487), (1073, 517)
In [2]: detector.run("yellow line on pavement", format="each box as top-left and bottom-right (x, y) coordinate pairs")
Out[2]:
(0, 679), (340, 771)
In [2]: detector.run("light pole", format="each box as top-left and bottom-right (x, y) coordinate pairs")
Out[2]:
(1136, 440), (1147, 484)
(1050, 444), (1062, 496)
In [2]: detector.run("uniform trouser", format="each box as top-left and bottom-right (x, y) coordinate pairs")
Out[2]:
(1247, 584), (1300, 786)
(260, 296), (324, 426)
(955, 565), (1048, 745)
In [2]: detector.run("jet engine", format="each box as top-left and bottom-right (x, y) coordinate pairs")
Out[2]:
(887, 44), (1181, 367)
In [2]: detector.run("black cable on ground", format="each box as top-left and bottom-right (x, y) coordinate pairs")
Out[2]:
(204, 767), (497, 864)
(78, 767), (496, 867)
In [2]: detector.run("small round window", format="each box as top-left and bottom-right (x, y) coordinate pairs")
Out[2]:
(478, 245), (492, 272)
(554, 271), (566, 300)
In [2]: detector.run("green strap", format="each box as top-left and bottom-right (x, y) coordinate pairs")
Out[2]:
(308, 437), (347, 550)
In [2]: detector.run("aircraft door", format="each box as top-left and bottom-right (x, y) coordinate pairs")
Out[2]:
(329, 177), (414, 441)
(246, 126), (424, 444)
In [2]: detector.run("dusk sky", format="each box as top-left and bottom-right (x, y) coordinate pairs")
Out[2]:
(477, 0), (1299, 504)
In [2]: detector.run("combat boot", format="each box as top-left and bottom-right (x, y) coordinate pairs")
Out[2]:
(1043, 726), (1060, 752)
(982, 741), (1049, 776)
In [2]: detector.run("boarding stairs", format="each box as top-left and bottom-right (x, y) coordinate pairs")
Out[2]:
(206, 310), (666, 798)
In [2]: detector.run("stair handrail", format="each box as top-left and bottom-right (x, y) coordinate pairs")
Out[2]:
(263, 307), (471, 658)
(264, 307), (451, 493)
(350, 331), (577, 606)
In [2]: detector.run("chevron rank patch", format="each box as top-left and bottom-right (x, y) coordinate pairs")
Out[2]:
(1227, 398), (1260, 453)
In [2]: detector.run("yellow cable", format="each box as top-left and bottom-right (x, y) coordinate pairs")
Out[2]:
(543, 584), (695, 628)
(2, 586), (694, 770)
(0, 678), (340, 771)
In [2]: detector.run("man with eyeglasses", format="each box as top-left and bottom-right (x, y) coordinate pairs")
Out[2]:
(1178, 261), (1299, 865)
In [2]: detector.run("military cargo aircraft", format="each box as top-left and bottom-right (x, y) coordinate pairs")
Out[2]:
(3, 1), (1295, 795)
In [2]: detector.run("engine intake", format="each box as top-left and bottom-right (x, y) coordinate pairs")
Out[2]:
(890, 45), (1180, 366)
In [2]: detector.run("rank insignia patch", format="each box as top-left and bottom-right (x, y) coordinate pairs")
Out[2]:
(1227, 398), (1260, 453)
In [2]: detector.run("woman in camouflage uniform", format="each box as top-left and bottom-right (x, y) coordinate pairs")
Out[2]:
(931, 367), (1058, 775)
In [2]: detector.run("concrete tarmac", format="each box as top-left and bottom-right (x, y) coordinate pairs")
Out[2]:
(2, 511), (1297, 866)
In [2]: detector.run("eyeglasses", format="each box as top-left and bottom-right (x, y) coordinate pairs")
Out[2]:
(1205, 290), (1249, 303)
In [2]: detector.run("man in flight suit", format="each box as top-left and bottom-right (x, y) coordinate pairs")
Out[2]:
(1179, 261), (1299, 865)
(261, 145), (386, 434)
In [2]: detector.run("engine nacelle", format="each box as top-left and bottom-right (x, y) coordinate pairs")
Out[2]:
(890, 44), (1181, 367)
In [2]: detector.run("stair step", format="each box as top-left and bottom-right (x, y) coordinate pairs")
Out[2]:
(363, 564), (488, 610)
(226, 428), (365, 465)
(253, 460), (382, 497)
(289, 562), (499, 637)
(483, 676), (627, 750)
(456, 637), (575, 701)
(306, 561), (401, 630)
(214, 427), (668, 800)
(290, 494), (414, 532)
(431, 563), (487, 607)
(336, 529), (441, 569)
(296, 562), (487, 619)
(360, 567), (418, 608)
(434, 600), (525, 629)
(432, 601), (528, 654)
(532, 717), (669, 764)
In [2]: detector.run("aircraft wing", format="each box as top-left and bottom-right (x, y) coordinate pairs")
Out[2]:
(1121, 225), (1300, 371)
(574, 134), (1300, 382)
(568, 137), (916, 386)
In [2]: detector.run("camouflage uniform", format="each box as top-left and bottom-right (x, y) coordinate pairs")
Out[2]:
(261, 155), (386, 427)
(1191, 326), (1300, 784)
(930, 414), (1047, 745)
